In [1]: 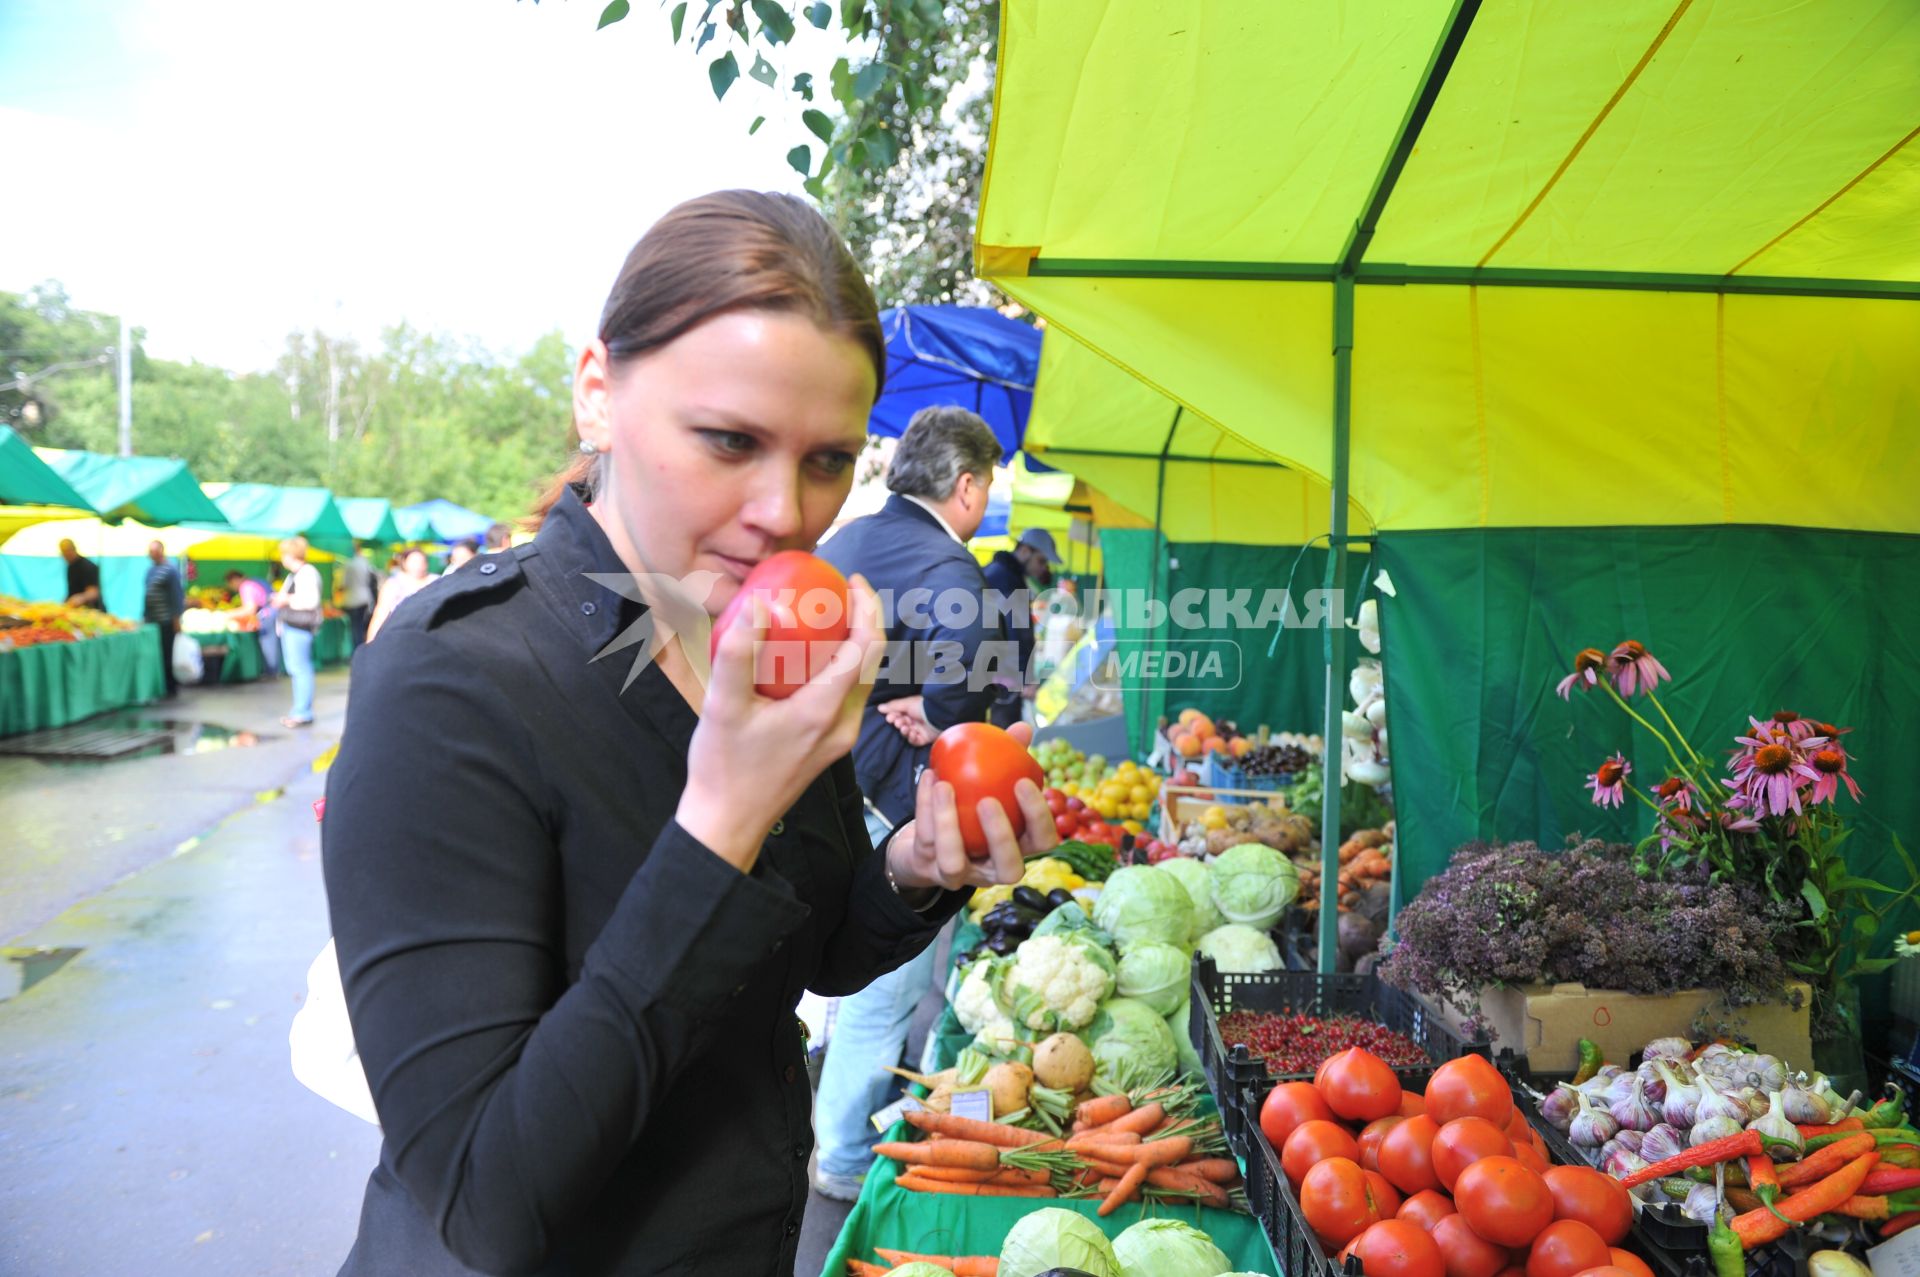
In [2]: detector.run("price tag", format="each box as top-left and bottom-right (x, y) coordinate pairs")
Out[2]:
(949, 1087), (993, 1123)
(1871, 1224), (1920, 1277)
(868, 1095), (924, 1133)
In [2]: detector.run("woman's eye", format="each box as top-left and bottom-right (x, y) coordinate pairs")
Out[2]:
(811, 451), (857, 478)
(699, 429), (755, 457)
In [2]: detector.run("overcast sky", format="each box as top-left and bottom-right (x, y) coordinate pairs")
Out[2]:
(0, 0), (836, 371)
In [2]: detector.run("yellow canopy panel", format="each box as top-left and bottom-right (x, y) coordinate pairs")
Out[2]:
(980, 0), (1920, 534)
(2, 517), (336, 562)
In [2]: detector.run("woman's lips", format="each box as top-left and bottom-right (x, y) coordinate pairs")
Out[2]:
(712, 552), (760, 582)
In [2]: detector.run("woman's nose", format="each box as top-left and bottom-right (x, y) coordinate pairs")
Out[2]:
(739, 464), (804, 542)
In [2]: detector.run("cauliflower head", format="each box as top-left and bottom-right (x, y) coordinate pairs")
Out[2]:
(952, 956), (1006, 1035)
(1004, 934), (1117, 1032)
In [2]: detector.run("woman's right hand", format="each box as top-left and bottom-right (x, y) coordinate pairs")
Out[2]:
(675, 574), (885, 872)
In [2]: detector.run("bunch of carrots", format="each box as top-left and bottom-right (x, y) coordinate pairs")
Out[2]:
(872, 1089), (1245, 1218)
(845, 1253), (997, 1276)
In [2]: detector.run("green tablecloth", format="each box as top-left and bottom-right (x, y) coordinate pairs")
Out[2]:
(0, 625), (165, 736)
(818, 916), (1283, 1276)
(314, 616), (351, 668)
(184, 630), (264, 683)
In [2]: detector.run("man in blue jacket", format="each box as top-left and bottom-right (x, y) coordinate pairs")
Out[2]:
(811, 405), (1012, 1199)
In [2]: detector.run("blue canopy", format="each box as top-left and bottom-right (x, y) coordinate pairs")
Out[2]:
(869, 306), (1040, 462)
(978, 486), (1011, 539)
(398, 498), (494, 542)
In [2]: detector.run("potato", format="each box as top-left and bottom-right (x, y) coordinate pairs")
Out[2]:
(983, 1061), (1034, 1118)
(1032, 1033), (1094, 1092)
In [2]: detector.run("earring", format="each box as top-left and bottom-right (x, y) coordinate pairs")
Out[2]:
(578, 439), (599, 456)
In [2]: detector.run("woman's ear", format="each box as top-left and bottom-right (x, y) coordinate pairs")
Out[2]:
(573, 339), (613, 452)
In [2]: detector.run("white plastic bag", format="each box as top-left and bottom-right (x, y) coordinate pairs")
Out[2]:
(289, 938), (380, 1126)
(172, 636), (205, 685)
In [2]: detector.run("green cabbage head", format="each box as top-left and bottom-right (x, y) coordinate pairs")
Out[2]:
(998, 1206), (1120, 1277)
(1093, 865), (1195, 951)
(1208, 843), (1299, 931)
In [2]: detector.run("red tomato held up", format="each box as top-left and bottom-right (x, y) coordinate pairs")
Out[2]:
(1454, 1156), (1555, 1249)
(1397, 1189), (1458, 1233)
(1543, 1167), (1634, 1246)
(1431, 1212), (1512, 1277)
(1317, 1046), (1404, 1123)
(1425, 1055), (1516, 1129)
(1351, 1219), (1446, 1277)
(1525, 1221), (1612, 1277)
(1431, 1116), (1516, 1191)
(1260, 1081), (1336, 1150)
(1282, 1119), (1362, 1187)
(1378, 1114), (1442, 1196)
(1300, 1157), (1383, 1248)
(928, 722), (1044, 859)
(710, 551), (851, 699)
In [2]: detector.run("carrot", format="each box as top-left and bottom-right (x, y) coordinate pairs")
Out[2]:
(904, 1166), (999, 1183)
(1181, 1157), (1242, 1184)
(1076, 1094), (1132, 1126)
(903, 1109), (1051, 1148)
(1776, 1132), (1876, 1188)
(873, 1140), (1001, 1172)
(1106, 1102), (1166, 1136)
(1100, 1161), (1149, 1216)
(874, 1250), (998, 1275)
(1147, 1167), (1232, 1208)
(1730, 1151), (1879, 1249)
(846, 1262), (891, 1277)
(1073, 1136), (1194, 1167)
(1068, 1130), (1141, 1150)
(895, 1173), (1055, 1198)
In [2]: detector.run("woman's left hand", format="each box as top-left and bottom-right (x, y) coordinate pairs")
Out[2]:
(886, 721), (1059, 892)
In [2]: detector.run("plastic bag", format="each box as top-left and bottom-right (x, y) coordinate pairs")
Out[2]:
(172, 636), (205, 685)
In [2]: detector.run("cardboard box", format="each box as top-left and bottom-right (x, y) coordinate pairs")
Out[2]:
(1421, 982), (1814, 1073)
(1157, 784), (1291, 843)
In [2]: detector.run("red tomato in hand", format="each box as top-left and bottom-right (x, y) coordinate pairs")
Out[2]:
(1351, 1219), (1446, 1277)
(1431, 1117), (1515, 1191)
(1378, 1114), (1442, 1195)
(1431, 1213), (1512, 1277)
(1359, 1115), (1406, 1172)
(1425, 1055), (1515, 1129)
(1543, 1167), (1633, 1246)
(927, 722), (1044, 858)
(1300, 1157), (1384, 1248)
(1282, 1119), (1362, 1187)
(1260, 1081), (1336, 1151)
(1525, 1220), (1612, 1277)
(709, 551), (850, 699)
(1607, 1250), (1655, 1277)
(1454, 1156), (1555, 1248)
(1398, 1189), (1457, 1232)
(1317, 1047), (1404, 1123)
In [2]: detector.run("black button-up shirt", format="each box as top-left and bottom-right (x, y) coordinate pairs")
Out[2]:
(323, 487), (967, 1275)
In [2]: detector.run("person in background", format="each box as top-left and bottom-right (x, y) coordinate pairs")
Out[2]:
(273, 536), (323, 728)
(981, 526), (1063, 693)
(810, 404), (1013, 1201)
(224, 570), (270, 622)
(483, 522), (511, 553)
(339, 542), (377, 650)
(142, 540), (187, 699)
(365, 547), (432, 643)
(443, 538), (479, 576)
(60, 539), (104, 611)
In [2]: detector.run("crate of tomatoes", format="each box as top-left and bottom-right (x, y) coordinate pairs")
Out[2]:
(1247, 1049), (1656, 1277)
(1188, 957), (1485, 1154)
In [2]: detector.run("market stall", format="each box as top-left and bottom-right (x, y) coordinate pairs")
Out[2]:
(0, 598), (160, 735)
(0, 426), (93, 510)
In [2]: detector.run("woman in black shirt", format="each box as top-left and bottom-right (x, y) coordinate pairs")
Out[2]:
(322, 192), (1054, 1275)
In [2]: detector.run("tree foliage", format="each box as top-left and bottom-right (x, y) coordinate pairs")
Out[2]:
(1, 286), (574, 521)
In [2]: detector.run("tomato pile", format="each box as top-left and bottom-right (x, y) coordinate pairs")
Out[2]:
(1, 625), (78, 648)
(1219, 1010), (1428, 1075)
(1259, 1050), (1647, 1277)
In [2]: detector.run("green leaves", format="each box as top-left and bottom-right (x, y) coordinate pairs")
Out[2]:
(801, 108), (835, 143)
(1801, 880), (1828, 920)
(747, 52), (778, 87)
(792, 71), (813, 100)
(749, 0), (794, 44)
(851, 59), (887, 99)
(597, 0), (630, 28)
(804, 1), (832, 28)
(708, 51), (739, 99)
(668, 1), (687, 41)
(748, 115), (766, 135)
(862, 126), (898, 168)
(786, 144), (812, 175)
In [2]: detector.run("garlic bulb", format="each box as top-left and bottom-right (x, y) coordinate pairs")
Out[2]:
(1642, 1037), (1693, 1062)
(1733, 1055), (1786, 1094)
(1681, 1182), (1721, 1224)
(1610, 1075), (1662, 1132)
(1571, 1091), (1622, 1148)
(1639, 1123), (1687, 1164)
(1751, 1092), (1806, 1160)
(1604, 1071), (1641, 1107)
(1600, 1130), (1647, 1164)
(1635, 1060), (1669, 1105)
(1778, 1075), (1832, 1125)
(1602, 1147), (1650, 1180)
(1539, 1084), (1581, 1131)
(1692, 1073), (1748, 1126)
(1656, 1061), (1701, 1128)
(1690, 1114), (1746, 1146)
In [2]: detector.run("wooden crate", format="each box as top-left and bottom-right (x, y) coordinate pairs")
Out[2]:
(1158, 783), (1292, 843)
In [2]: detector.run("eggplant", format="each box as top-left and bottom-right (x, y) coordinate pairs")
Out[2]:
(1047, 887), (1077, 910)
(1012, 886), (1051, 915)
(985, 931), (1021, 955)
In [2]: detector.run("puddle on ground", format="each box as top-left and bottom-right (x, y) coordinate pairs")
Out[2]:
(2, 946), (82, 999)
(6, 712), (273, 766)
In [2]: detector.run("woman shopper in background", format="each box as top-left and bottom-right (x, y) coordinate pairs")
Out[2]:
(321, 190), (1056, 1276)
(364, 546), (432, 643)
(272, 536), (322, 727)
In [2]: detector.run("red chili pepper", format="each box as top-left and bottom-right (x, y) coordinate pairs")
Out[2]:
(1882, 1210), (1920, 1238)
(1863, 1168), (1920, 1195)
(1621, 1129), (1763, 1188)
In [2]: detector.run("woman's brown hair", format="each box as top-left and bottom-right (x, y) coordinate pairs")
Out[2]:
(528, 190), (884, 527)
